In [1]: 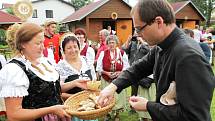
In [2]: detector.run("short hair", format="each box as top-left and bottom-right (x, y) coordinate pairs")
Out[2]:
(15, 23), (43, 52)
(106, 35), (119, 45)
(74, 28), (87, 40)
(131, 0), (175, 25)
(99, 29), (109, 38)
(195, 25), (199, 29)
(62, 36), (80, 52)
(44, 20), (57, 27)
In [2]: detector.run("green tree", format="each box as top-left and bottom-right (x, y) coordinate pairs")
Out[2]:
(5, 7), (14, 15)
(70, 0), (93, 10)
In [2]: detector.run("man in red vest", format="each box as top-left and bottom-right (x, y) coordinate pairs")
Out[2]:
(43, 20), (60, 63)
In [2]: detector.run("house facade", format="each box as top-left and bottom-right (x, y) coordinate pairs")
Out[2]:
(29, 0), (75, 25)
(171, 1), (205, 29)
(1, 0), (75, 25)
(62, 0), (132, 45)
(62, 0), (205, 45)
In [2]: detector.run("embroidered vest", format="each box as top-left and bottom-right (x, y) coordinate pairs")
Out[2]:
(101, 49), (124, 82)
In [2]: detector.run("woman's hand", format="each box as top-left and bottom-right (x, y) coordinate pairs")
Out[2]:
(51, 105), (71, 119)
(103, 71), (113, 78)
(113, 71), (121, 78)
(129, 96), (148, 111)
(73, 79), (89, 89)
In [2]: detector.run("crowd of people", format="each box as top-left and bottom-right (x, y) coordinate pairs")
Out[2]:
(0, 0), (214, 121)
(184, 25), (215, 65)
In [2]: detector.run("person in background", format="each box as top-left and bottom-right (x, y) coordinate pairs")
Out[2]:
(107, 26), (116, 35)
(0, 23), (89, 121)
(43, 20), (60, 64)
(203, 28), (214, 65)
(122, 35), (156, 121)
(96, 35), (129, 121)
(98, 1), (214, 121)
(95, 29), (110, 61)
(183, 28), (211, 62)
(55, 34), (97, 121)
(90, 41), (99, 55)
(193, 25), (202, 43)
(59, 26), (69, 36)
(74, 28), (95, 67)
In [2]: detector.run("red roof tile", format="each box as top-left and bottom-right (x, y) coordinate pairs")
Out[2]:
(0, 11), (22, 24)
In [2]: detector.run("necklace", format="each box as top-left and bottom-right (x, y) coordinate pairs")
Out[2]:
(31, 63), (53, 75)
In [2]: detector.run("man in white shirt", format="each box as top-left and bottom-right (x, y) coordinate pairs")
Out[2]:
(193, 25), (202, 43)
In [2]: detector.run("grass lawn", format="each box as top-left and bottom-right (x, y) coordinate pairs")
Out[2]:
(212, 91), (215, 121)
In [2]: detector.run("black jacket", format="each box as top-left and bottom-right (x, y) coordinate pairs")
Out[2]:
(113, 27), (215, 121)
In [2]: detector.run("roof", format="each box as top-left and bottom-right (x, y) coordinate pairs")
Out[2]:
(171, 1), (206, 20)
(62, 0), (131, 23)
(0, 11), (22, 24)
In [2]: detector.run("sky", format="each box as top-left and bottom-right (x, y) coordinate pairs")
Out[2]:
(0, 0), (138, 8)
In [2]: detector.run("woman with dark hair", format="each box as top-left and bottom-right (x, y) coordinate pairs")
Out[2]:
(55, 33), (97, 121)
(0, 23), (88, 121)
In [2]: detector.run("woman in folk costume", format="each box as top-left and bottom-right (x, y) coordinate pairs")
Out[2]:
(96, 35), (129, 121)
(0, 23), (89, 121)
(55, 34), (98, 121)
(74, 28), (95, 67)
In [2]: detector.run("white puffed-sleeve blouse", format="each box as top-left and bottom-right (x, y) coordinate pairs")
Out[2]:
(0, 56), (59, 98)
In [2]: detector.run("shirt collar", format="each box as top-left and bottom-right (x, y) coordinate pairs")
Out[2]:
(157, 27), (182, 51)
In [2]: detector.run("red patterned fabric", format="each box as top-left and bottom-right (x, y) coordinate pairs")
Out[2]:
(101, 49), (124, 82)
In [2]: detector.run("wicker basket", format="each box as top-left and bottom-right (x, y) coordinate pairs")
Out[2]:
(64, 90), (115, 120)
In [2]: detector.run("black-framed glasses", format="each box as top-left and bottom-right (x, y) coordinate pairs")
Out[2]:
(134, 24), (148, 34)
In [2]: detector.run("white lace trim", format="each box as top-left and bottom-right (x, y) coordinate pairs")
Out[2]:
(0, 85), (28, 98)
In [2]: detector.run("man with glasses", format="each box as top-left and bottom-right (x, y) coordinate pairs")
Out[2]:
(98, 0), (215, 121)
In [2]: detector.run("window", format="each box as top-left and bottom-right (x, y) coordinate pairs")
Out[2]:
(46, 10), (53, 18)
(32, 9), (37, 18)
